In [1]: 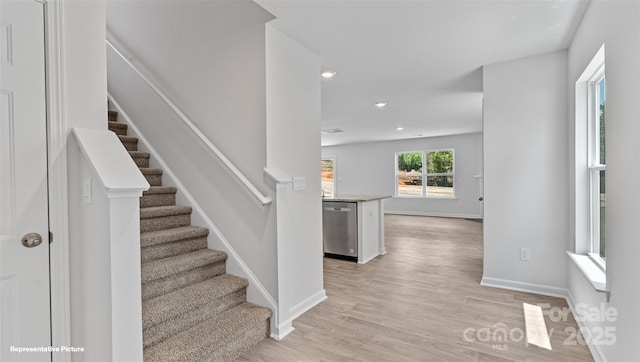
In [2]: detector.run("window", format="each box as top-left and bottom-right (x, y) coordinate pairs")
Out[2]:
(321, 157), (335, 198)
(573, 45), (606, 286)
(588, 70), (606, 262)
(396, 149), (454, 198)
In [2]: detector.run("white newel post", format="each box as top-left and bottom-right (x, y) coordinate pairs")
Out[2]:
(264, 168), (294, 339)
(70, 128), (149, 361)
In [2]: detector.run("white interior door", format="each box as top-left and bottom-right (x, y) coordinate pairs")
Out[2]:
(1, 1), (51, 361)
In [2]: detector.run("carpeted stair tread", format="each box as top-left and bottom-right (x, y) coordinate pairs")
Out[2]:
(141, 226), (208, 248)
(141, 237), (208, 264)
(118, 135), (138, 143)
(129, 151), (150, 159)
(108, 110), (118, 117)
(141, 186), (178, 208)
(139, 168), (163, 186)
(140, 205), (192, 219)
(144, 186), (177, 195)
(143, 274), (248, 329)
(129, 151), (151, 167)
(108, 121), (127, 129)
(119, 135), (138, 151)
(141, 249), (227, 284)
(109, 122), (127, 136)
(143, 302), (271, 362)
(140, 168), (163, 175)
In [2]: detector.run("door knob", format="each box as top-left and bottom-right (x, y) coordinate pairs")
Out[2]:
(21, 233), (43, 248)
(478, 197), (484, 201)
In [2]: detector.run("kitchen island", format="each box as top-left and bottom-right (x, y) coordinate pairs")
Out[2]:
(322, 195), (391, 264)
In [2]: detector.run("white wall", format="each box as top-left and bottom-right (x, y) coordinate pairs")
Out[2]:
(62, 0), (107, 129)
(265, 25), (325, 333)
(322, 133), (483, 218)
(482, 51), (569, 293)
(106, 0), (274, 186)
(567, 2), (640, 360)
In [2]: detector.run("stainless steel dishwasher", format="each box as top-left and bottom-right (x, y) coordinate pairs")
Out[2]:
(322, 201), (357, 260)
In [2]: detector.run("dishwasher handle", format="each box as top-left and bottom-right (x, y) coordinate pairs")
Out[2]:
(324, 207), (352, 212)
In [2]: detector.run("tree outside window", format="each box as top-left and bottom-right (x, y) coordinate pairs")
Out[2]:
(396, 150), (454, 198)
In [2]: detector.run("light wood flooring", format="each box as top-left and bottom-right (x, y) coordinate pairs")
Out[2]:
(239, 215), (594, 362)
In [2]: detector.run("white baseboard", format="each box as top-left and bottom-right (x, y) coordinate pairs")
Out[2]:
(565, 291), (606, 362)
(481, 276), (607, 362)
(480, 276), (568, 299)
(290, 289), (327, 320)
(271, 289), (327, 340)
(385, 210), (481, 219)
(270, 323), (295, 341)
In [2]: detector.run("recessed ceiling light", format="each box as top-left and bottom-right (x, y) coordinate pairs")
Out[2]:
(396, 127), (404, 131)
(374, 101), (388, 108)
(321, 71), (336, 78)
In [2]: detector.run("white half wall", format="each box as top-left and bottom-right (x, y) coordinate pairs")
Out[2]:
(265, 25), (325, 334)
(322, 133), (483, 218)
(567, 1), (640, 360)
(482, 51), (569, 290)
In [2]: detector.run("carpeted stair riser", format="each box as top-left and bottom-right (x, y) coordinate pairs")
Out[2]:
(144, 288), (246, 348)
(142, 237), (208, 263)
(140, 168), (164, 186)
(108, 121), (128, 135)
(141, 186), (178, 208)
(141, 214), (191, 233)
(142, 263), (227, 301)
(141, 193), (176, 208)
(143, 303), (271, 362)
(130, 151), (151, 168)
(140, 205), (193, 233)
(119, 135), (139, 151)
(141, 226), (209, 249)
(108, 110), (118, 122)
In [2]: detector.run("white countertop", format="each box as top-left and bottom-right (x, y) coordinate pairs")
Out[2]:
(323, 195), (392, 202)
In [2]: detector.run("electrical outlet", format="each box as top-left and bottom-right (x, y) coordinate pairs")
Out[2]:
(520, 247), (531, 261)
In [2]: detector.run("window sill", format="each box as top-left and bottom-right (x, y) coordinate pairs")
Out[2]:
(393, 196), (459, 200)
(567, 251), (609, 301)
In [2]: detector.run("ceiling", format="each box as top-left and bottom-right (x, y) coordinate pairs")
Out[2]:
(255, 0), (589, 146)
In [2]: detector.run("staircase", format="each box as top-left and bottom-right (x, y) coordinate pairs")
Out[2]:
(108, 110), (271, 361)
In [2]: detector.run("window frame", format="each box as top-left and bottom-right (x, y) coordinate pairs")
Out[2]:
(587, 66), (606, 268)
(321, 156), (336, 198)
(395, 148), (455, 199)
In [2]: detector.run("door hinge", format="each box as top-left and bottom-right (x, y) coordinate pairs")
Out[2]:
(49, 231), (53, 244)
